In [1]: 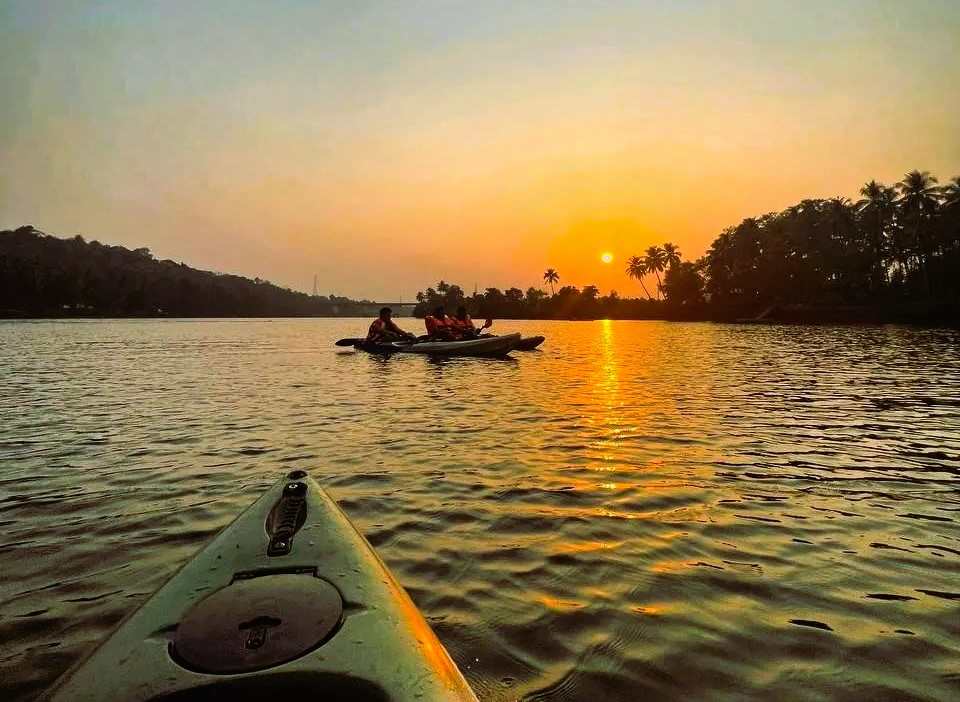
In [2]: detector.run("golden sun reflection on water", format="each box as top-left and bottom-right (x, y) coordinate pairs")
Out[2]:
(585, 319), (626, 464)
(536, 595), (587, 611)
(597, 318), (619, 406)
(528, 321), (719, 558)
(550, 540), (626, 555)
(631, 604), (672, 616)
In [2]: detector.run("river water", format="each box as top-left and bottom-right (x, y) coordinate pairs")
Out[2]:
(1, 319), (959, 701)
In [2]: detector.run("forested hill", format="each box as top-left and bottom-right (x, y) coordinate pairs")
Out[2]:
(0, 226), (372, 318)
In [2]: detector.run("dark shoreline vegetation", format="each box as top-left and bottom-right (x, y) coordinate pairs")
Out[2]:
(3, 170), (959, 324)
(0, 226), (375, 318)
(413, 170), (959, 325)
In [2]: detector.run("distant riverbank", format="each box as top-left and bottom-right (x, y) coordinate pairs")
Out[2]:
(4, 225), (958, 327)
(3, 302), (957, 326)
(727, 302), (960, 326)
(1, 226), (375, 319)
(0, 309), (382, 320)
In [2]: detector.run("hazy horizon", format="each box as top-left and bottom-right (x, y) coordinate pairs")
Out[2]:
(2, 1), (959, 299)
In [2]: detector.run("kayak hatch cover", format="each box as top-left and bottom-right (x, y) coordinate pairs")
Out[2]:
(41, 472), (478, 702)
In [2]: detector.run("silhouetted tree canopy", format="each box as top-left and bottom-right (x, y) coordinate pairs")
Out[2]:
(0, 226), (372, 317)
(411, 169), (959, 323)
(5, 168), (958, 323)
(411, 279), (676, 320)
(703, 170), (960, 309)
(662, 262), (705, 306)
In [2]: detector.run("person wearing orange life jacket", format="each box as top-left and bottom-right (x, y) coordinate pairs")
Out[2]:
(366, 307), (415, 343)
(450, 305), (477, 338)
(424, 306), (457, 340)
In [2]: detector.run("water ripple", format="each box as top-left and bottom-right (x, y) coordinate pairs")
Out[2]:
(1, 319), (959, 701)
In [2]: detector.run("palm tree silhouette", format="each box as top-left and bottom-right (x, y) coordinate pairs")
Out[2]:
(941, 176), (960, 207)
(857, 180), (896, 285)
(543, 268), (559, 296)
(626, 256), (652, 299)
(898, 170), (940, 210)
(897, 170), (941, 292)
(643, 245), (667, 299)
(662, 243), (681, 269)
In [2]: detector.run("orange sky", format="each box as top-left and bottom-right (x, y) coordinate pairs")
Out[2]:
(2, 1), (959, 300)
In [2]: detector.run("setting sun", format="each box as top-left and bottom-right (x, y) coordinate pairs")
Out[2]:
(601, 252), (614, 264)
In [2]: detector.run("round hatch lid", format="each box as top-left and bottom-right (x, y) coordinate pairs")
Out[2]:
(172, 573), (343, 674)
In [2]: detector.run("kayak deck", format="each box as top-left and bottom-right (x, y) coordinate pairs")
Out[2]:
(42, 472), (477, 702)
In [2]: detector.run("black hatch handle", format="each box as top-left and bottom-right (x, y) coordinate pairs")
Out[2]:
(266, 480), (308, 556)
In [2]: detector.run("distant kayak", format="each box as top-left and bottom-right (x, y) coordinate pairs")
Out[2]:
(42, 471), (478, 702)
(355, 332), (521, 357)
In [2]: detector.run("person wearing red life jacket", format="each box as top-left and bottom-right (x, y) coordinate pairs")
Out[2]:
(450, 305), (477, 338)
(366, 307), (415, 342)
(424, 306), (457, 340)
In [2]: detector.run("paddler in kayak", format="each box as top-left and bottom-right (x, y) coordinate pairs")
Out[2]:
(451, 305), (478, 338)
(366, 307), (415, 343)
(424, 306), (458, 340)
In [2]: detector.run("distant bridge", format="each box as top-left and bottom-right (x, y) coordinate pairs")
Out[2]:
(360, 301), (418, 317)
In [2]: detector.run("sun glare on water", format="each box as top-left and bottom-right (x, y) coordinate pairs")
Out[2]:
(601, 252), (614, 264)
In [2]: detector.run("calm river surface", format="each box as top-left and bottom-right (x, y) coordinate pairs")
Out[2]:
(1, 319), (959, 701)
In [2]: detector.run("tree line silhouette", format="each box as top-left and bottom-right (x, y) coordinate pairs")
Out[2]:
(704, 170), (960, 309)
(0, 226), (372, 317)
(413, 169), (959, 322)
(4, 169), (958, 322)
(412, 279), (670, 321)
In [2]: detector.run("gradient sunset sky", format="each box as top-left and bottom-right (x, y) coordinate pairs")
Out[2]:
(2, 1), (958, 300)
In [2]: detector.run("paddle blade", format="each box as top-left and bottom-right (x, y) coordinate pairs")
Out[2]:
(335, 338), (362, 347)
